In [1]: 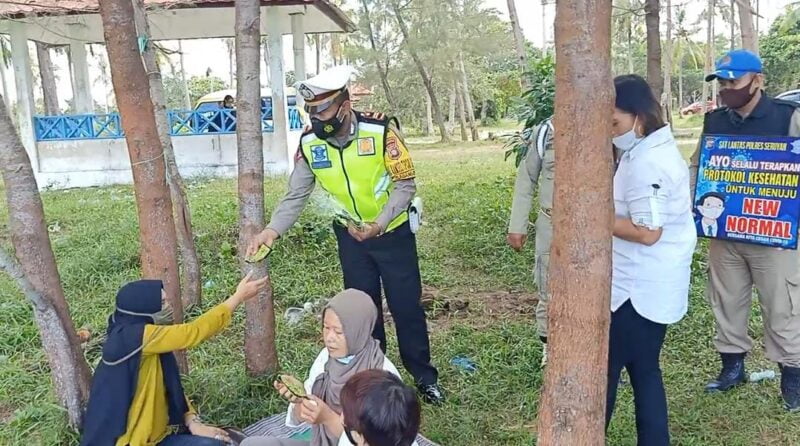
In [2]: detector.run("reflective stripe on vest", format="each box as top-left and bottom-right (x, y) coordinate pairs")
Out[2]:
(301, 120), (408, 232)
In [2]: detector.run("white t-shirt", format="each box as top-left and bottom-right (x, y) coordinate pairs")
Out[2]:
(285, 348), (417, 446)
(612, 124), (697, 325)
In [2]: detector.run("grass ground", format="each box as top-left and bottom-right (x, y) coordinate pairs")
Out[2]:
(1, 132), (798, 445)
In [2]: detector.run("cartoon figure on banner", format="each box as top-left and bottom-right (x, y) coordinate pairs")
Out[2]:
(695, 192), (727, 237)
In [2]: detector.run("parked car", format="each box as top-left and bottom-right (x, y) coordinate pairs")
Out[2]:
(188, 88), (301, 133)
(680, 100), (717, 116)
(194, 88), (298, 112)
(777, 89), (800, 104)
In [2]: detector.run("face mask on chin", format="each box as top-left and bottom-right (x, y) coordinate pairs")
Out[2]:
(719, 77), (758, 109)
(151, 307), (174, 325)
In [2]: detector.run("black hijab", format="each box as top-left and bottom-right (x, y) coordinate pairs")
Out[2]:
(80, 280), (189, 446)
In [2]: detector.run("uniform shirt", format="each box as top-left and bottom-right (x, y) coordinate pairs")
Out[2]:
(612, 125), (697, 325)
(508, 121), (555, 234)
(268, 113), (416, 235)
(116, 304), (232, 446)
(284, 348), (419, 446)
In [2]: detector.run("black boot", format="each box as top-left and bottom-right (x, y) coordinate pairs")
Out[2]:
(705, 352), (746, 393)
(417, 383), (445, 405)
(780, 365), (800, 412)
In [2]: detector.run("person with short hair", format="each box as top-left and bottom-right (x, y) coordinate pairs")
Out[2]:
(607, 74), (697, 445)
(341, 370), (421, 446)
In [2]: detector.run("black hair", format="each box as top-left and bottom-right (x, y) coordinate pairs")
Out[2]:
(614, 74), (666, 136)
(697, 192), (725, 206)
(341, 370), (421, 446)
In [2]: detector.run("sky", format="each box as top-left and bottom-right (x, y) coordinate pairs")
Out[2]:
(11, 0), (798, 110)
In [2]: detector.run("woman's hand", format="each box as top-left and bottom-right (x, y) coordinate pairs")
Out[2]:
(188, 420), (231, 443)
(274, 380), (301, 404)
(224, 272), (270, 312)
(298, 395), (335, 425)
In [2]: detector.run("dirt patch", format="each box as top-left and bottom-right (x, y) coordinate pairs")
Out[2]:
(383, 285), (538, 331)
(0, 402), (15, 424)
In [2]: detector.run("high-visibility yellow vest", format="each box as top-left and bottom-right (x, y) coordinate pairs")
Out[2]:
(300, 112), (408, 232)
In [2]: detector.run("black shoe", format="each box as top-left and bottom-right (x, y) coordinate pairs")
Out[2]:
(417, 383), (445, 405)
(705, 352), (747, 393)
(781, 365), (800, 412)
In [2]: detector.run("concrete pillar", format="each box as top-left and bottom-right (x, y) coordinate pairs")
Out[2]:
(9, 22), (38, 172)
(290, 12), (307, 132)
(69, 41), (93, 113)
(266, 9), (290, 172)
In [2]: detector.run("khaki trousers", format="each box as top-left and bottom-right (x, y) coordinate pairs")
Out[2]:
(534, 210), (552, 338)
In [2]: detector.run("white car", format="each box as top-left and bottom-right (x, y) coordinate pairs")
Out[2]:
(777, 89), (800, 104)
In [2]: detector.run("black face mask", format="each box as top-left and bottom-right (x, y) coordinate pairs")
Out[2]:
(719, 78), (757, 109)
(311, 103), (345, 139)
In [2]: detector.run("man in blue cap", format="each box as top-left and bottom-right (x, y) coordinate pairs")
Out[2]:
(689, 49), (800, 412)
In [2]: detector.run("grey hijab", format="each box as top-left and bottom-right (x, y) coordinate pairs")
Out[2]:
(311, 289), (385, 446)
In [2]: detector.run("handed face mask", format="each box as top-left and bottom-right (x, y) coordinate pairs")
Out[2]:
(151, 307), (174, 325)
(719, 77), (757, 109)
(311, 103), (345, 139)
(612, 116), (643, 152)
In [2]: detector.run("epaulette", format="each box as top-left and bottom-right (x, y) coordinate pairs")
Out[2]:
(356, 110), (390, 124)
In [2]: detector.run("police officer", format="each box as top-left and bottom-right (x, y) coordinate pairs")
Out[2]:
(507, 117), (554, 366)
(247, 66), (443, 404)
(690, 49), (800, 411)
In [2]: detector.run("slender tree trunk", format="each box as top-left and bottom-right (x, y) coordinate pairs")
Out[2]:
(424, 89), (433, 136)
(360, 0), (396, 112)
(627, 18), (634, 74)
(664, 0), (674, 124)
(481, 99), (488, 122)
(227, 40), (236, 89)
(737, 0), (758, 53)
(536, 0), (614, 442)
(0, 100), (91, 429)
(448, 85), (456, 125)
(178, 41), (191, 109)
(133, 0), (202, 308)
(703, 0), (714, 113)
(541, 0), (548, 49)
(262, 38), (272, 86)
(679, 49), (684, 113)
(314, 34), (321, 74)
(458, 53), (479, 141)
(391, 1), (449, 142)
(455, 78), (468, 141)
(730, 0), (736, 50)
(99, 0), (186, 370)
(645, 0), (664, 100)
(236, 0), (279, 376)
(507, 0), (529, 88)
(36, 42), (60, 115)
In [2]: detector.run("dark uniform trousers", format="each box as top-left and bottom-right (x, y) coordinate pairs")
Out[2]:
(333, 221), (438, 386)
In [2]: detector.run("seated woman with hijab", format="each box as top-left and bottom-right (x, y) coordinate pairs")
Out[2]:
(80, 272), (269, 446)
(242, 289), (417, 446)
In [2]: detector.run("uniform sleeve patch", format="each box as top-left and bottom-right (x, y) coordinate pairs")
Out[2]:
(384, 131), (415, 180)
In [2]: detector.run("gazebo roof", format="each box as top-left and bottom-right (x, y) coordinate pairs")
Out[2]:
(0, 0), (355, 44)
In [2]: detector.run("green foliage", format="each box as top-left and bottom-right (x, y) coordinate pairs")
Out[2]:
(186, 75), (228, 107)
(162, 75), (189, 110)
(761, 6), (800, 95)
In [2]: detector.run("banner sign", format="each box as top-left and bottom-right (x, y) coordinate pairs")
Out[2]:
(694, 134), (800, 249)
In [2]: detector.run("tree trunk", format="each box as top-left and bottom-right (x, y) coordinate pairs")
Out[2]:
(424, 88), (433, 136)
(36, 42), (60, 115)
(391, 1), (450, 142)
(227, 40), (236, 89)
(481, 99), (488, 123)
(314, 34), (321, 74)
(507, 0), (529, 88)
(236, 0), (279, 376)
(455, 79), (468, 142)
(536, 0), (614, 442)
(98, 0), (185, 370)
(133, 0), (201, 309)
(178, 41), (191, 110)
(730, 0), (736, 50)
(360, 0), (396, 112)
(737, 0), (758, 53)
(448, 85), (456, 126)
(627, 18), (634, 74)
(703, 0), (714, 113)
(0, 100), (91, 429)
(645, 0), (664, 101)
(459, 53), (479, 141)
(664, 0), (674, 124)
(262, 38), (272, 86)
(0, 43), (10, 110)
(679, 49), (684, 112)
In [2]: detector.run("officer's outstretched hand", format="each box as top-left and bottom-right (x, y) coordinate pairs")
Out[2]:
(507, 233), (528, 252)
(349, 223), (382, 242)
(247, 228), (279, 257)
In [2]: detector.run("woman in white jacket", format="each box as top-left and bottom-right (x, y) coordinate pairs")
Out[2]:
(606, 74), (697, 446)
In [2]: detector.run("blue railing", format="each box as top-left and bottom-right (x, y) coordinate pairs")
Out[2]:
(34, 106), (304, 141)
